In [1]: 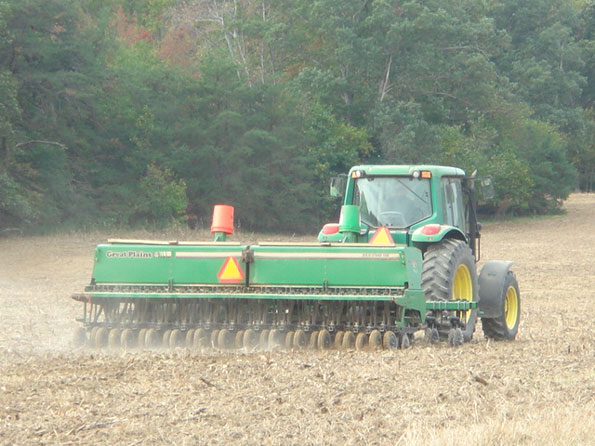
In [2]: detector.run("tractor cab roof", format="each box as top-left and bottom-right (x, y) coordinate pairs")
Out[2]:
(348, 165), (466, 178)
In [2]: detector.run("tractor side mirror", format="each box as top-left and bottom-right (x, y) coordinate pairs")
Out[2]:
(478, 176), (494, 201)
(330, 174), (347, 198)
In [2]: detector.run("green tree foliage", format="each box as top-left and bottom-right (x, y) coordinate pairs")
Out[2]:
(137, 164), (187, 226)
(440, 109), (577, 214)
(488, 0), (590, 194)
(292, 0), (580, 212)
(439, 121), (534, 213)
(0, 0), (593, 232)
(0, 0), (104, 228)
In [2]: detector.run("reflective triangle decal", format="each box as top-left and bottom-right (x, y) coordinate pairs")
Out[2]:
(217, 257), (245, 283)
(369, 226), (395, 245)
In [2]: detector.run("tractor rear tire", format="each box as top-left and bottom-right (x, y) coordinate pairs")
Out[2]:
(482, 272), (520, 340)
(421, 239), (478, 342)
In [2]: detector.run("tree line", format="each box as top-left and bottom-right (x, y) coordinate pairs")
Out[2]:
(1, 0), (593, 233)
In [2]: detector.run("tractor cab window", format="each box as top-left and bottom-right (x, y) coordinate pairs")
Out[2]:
(442, 178), (466, 231)
(353, 176), (432, 228)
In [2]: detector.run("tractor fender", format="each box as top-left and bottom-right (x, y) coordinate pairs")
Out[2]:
(478, 260), (514, 318)
(411, 224), (466, 244)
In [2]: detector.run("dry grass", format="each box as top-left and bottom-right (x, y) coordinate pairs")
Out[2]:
(1, 194), (595, 445)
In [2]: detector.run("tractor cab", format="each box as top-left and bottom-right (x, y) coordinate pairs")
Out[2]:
(318, 165), (489, 259)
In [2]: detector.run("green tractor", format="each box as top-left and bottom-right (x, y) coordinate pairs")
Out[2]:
(319, 165), (520, 344)
(71, 165), (520, 350)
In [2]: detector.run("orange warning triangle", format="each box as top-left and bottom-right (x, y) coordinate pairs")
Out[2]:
(369, 226), (395, 245)
(217, 257), (245, 283)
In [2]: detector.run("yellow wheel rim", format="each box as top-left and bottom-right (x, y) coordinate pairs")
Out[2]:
(504, 285), (519, 330)
(453, 264), (473, 322)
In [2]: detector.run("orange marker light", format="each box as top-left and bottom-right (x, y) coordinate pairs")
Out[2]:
(421, 171), (432, 179)
(321, 223), (340, 235)
(369, 226), (395, 245)
(421, 224), (440, 235)
(217, 257), (244, 283)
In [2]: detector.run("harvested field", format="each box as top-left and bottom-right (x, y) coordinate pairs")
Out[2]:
(1, 194), (594, 446)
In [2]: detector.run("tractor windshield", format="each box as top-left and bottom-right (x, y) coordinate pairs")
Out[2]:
(353, 176), (432, 228)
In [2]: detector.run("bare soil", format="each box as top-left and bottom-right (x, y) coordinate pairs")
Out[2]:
(1, 194), (594, 445)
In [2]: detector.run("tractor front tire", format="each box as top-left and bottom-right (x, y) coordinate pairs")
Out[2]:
(421, 239), (478, 342)
(481, 272), (520, 340)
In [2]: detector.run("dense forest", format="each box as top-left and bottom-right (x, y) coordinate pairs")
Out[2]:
(1, 0), (594, 233)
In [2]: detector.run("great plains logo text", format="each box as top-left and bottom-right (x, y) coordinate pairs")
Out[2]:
(106, 251), (153, 259)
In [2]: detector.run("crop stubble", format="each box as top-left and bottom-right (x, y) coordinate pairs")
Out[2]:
(1, 194), (594, 445)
